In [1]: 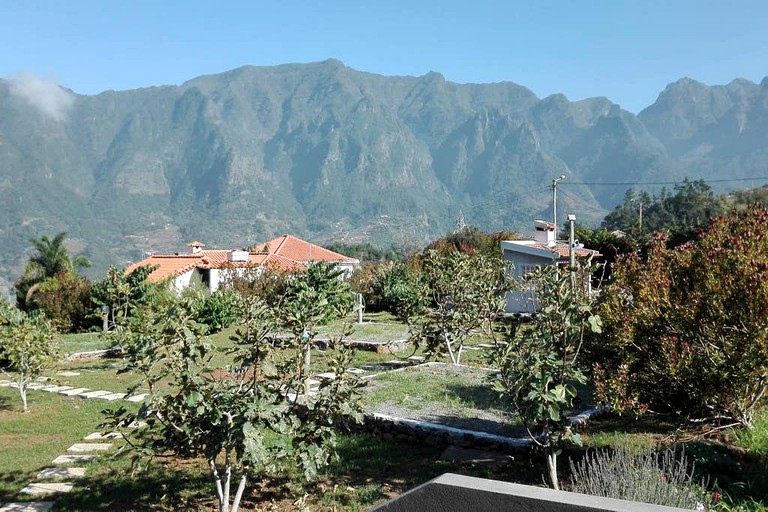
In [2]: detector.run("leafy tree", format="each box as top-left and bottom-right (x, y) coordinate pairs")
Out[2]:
(31, 272), (94, 332)
(589, 204), (768, 426)
(573, 224), (636, 282)
(221, 265), (292, 306)
(15, 232), (91, 310)
(410, 250), (511, 365)
(103, 293), (363, 512)
(491, 264), (602, 489)
(420, 226), (519, 259)
(602, 179), (728, 246)
(0, 300), (59, 412)
(195, 289), (240, 333)
(91, 265), (159, 330)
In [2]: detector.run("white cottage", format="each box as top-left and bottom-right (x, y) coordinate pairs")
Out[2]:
(501, 220), (600, 314)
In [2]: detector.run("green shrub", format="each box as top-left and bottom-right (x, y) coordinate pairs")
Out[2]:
(569, 443), (714, 509)
(196, 289), (239, 333)
(588, 205), (768, 427)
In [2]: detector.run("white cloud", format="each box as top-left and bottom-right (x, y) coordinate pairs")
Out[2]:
(8, 71), (74, 122)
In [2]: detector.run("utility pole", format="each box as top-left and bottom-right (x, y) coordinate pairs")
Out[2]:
(568, 214), (577, 289)
(552, 175), (566, 237)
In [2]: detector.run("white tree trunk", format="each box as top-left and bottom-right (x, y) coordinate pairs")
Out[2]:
(546, 447), (559, 490)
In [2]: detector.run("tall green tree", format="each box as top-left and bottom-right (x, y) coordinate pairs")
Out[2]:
(15, 232), (91, 310)
(91, 265), (159, 330)
(491, 264), (601, 490)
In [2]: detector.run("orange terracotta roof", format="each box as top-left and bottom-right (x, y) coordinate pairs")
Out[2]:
(126, 254), (203, 282)
(127, 249), (306, 283)
(252, 234), (358, 263)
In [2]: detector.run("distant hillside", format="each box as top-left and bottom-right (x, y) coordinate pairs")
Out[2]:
(1, 60), (766, 296)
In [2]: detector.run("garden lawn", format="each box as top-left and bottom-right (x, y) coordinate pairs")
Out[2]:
(0, 386), (138, 503)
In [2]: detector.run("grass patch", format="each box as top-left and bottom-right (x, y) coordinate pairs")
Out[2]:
(362, 363), (521, 436)
(58, 331), (113, 355)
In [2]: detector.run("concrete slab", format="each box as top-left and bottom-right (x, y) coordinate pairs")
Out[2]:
(51, 454), (97, 465)
(125, 393), (148, 402)
(84, 432), (123, 440)
(59, 387), (91, 396)
(346, 368), (366, 374)
(99, 393), (127, 401)
(407, 355), (426, 362)
(24, 383), (47, 390)
(37, 467), (86, 480)
(0, 379), (14, 387)
(315, 372), (336, 380)
(78, 390), (112, 398)
(19, 482), (74, 496)
(0, 502), (56, 512)
(67, 443), (112, 453)
(38, 385), (71, 392)
(372, 473), (690, 512)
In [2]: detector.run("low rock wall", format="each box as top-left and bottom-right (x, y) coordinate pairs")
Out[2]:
(348, 407), (607, 454)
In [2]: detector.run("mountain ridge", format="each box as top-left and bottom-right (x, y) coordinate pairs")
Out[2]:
(1, 60), (766, 296)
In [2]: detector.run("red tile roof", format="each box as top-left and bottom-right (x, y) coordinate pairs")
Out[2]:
(251, 234), (359, 263)
(127, 236), (356, 283)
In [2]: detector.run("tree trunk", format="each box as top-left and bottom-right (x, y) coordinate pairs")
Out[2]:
(546, 446), (559, 490)
(20, 383), (28, 413)
(231, 474), (248, 512)
(304, 344), (312, 395)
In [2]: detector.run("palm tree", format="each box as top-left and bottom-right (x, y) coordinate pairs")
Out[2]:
(24, 232), (91, 280)
(15, 232), (91, 309)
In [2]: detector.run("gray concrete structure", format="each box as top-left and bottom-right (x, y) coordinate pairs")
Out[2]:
(371, 473), (690, 512)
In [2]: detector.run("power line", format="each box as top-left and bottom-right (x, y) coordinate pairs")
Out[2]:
(561, 176), (768, 186)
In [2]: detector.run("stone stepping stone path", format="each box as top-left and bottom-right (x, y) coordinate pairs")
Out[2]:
(0, 431), (116, 511)
(67, 443), (112, 453)
(19, 482), (74, 497)
(51, 454), (97, 465)
(0, 502), (56, 511)
(37, 467), (86, 480)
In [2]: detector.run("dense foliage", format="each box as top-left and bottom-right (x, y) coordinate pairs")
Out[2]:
(14, 232), (91, 311)
(602, 179), (728, 245)
(32, 272), (94, 332)
(91, 265), (160, 330)
(589, 204), (768, 426)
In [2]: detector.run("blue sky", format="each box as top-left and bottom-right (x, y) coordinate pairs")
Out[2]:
(1, 0), (766, 113)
